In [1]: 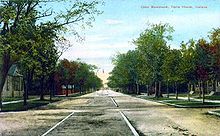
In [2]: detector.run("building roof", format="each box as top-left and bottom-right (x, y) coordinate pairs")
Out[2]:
(8, 64), (23, 77)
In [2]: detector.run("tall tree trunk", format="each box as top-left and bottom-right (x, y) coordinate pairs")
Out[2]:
(0, 52), (12, 111)
(40, 76), (45, 100)
(206, 80), (209, 94)
(146, 85), (150, 96)
(211, 80), (214, 92)
(24, 69), (33, 103)
(199, 81), (202, 98)
(49, 74), (54, 102)
(27, 68), (34, 99)
(175, 82), (178, 100)
(66, 84), (69, 97)
(127, 86), (129, 94)
(158, 81), (162, 97)
(12, 88), (14, 98)
(166, 82), (169, 98)
(187, 82), (190, 101)
(136, 81), (139, 95)
(202, 81), (205, 104)
(154, 82), (158, 98)
(71, 85), (73, 93)
(50, 89), (52, 102)
(23, 78), (28, 109)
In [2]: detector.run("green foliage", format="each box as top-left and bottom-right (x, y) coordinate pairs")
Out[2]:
(108, 24), (174, 94)
(108, 50), (139, 89)
(0, 0), (102, 108)
(108, 24), (220, 96)
(162, 49), (182, 83)
(134, 23), (172, 82)
(56, 59), (103, 92)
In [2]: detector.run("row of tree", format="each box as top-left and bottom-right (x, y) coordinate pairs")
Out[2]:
(0, 0), (102, 110)
(56, 59), (103, 97)
(108, 23), (220, 102)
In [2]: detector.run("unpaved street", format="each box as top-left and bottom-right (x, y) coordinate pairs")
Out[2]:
(1, 90), (220, 136)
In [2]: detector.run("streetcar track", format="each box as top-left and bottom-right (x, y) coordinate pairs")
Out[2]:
(110, 97), (119, 107)
(42, 90), (140, 136)
(108, 93), (140, 136)
(41, 111), (74, 136)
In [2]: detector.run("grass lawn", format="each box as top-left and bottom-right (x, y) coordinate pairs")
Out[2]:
(213, 110), (220, 114)
(2, 92), (92, 112)
(2, 97), (23, 102)
(2, 98), (62, 112)
(200, 95), (220, 100)
(169, 93), (198, 98)
(2, 95), (38, 102)
(169, 94), (188, 97)
(138, 95), (176, 101)
(149, 97), (176, 101)
(138, 95), (220, 107)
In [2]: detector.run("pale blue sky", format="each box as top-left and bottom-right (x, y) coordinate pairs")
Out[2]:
(60, 0), (220, 73)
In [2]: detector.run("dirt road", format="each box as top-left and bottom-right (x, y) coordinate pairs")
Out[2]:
(1, 90), (220, 136)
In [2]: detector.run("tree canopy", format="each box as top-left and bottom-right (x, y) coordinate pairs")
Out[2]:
(0, 0), (102, 109)
(108, 23), (220, 99)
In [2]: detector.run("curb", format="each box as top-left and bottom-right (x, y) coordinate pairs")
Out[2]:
(2, 98), (39, 105)
(157, 101), (188, 108)
(136, 96), (220, 108)
(158, 100), (220, 108)
(208, 111), (220, 117)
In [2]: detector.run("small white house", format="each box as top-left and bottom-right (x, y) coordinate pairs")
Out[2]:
(2, 65), (24, 97)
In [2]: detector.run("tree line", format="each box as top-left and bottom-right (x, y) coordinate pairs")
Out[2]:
(108, 23), (220, 102)
(0, 0), (102, 110)
(56, 59), (103, 97)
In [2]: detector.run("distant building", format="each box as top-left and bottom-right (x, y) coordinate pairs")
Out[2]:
(97, 71), (109, 88)
(2, 65), (24, 97)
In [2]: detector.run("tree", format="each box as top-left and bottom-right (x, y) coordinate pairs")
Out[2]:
(74, 62), (96, 93)
(134, 23), (173, 97)
(20, 25), (60, 104)
(107, 50), (141, 94)
(108, 53), (131, 93)
(125, 50), (140, 94)
(162, 49), (182, 98)
(56, 59), (102, 95)
(178, 40), (197, 101)
(0, 0), (101, 110)
(136, 51), (153, 95)
(57, 59), (78, 96)
(209, 28), (220, 91)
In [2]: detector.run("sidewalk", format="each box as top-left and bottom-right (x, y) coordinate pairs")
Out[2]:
(2, 98), (39, 105)
(170, 96), (220, 103)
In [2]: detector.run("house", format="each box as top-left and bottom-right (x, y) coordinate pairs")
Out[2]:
(55, 84), (78, 95)
(2, 65), (24, 97)
(54, 73), (79, 95)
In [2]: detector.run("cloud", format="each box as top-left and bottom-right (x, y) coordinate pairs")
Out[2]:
(85, 35), (110, 42)
(105, 19), (124, 25)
